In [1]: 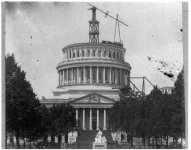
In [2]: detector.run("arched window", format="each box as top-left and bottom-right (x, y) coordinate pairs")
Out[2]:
(117, 52), (119, 59)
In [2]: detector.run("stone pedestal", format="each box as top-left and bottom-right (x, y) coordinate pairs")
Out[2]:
(93, 142), (107, 149)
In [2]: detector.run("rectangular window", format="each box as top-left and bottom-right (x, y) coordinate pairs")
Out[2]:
(79, 68), (83, 83)
(86, 67), (90, 83)
(74, 68), (77, 83)
(105, 67), (109, 83)
(92, 67), (97, 83)
(99, 67), (103, 83)
(117, 69), (120, 84)
(87, 50), (90, 57)
(111, 68), (115, 84)
(64, 70), (67, 84)
(68, 69), (71, 84)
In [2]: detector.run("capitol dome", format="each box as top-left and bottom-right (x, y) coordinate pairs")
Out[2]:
(41, 5), (131, 131)
(55, 42), (131, 100)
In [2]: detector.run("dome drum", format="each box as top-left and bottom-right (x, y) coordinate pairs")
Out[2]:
(57, 43), (131, 89)
(57, 65), (130, 88)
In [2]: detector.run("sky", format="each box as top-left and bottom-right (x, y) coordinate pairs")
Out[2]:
(5, 2), (183, 99)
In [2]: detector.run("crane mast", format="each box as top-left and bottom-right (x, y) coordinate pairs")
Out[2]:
(88, 3), (128, 45)
(88, 6), (99, 43)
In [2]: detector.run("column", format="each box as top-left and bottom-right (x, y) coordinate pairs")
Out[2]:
(74, 68), (77, 84)
(60, 71), (62, 85)
(83, 108), (86, 130)
(71, 68), (73, 84)
(58, 71), (60, 86)
(62, 70), (64, 85)
(63, 69), (65, 85)
(103, 108), (107, 130)
(83, 67), (86, 83)
(69, 68), (71, 84)
(103, 67), (105, 84)
(89, 109), (92, 130)
(77, 67), (79, 83)
(97, 66), (99, 83)
(48, 135), (51, 142)
(66, 69), (68, 85)
(90, 66), (92, 83)
(109, 67), (112, 84)
(96, 109), (99, 130)
(128, 72), (130, 86)
(76, 109), (78, 126)
(119, 69), (122, 85)
(60, 71), (62, 86)
(115, 68), (117, 84)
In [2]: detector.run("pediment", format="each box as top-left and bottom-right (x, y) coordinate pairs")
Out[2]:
(69, 93), (116, 104)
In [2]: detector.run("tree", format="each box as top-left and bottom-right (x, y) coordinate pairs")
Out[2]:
(171, 68), (185, 147)
(136, 99), (152, 148)
(41, 104), (76, 144)
(109, 87), (141, 148)
(40, 105), (52, 143)
(146, 87), (164, 148)
(6, 54), (42, 148)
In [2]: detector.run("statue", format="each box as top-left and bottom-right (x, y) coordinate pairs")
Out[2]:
(93, 130), (107, 149)
(94, 130), (107, 143)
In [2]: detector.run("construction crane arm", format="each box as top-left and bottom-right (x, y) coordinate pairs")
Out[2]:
(88, 3), (128, 27)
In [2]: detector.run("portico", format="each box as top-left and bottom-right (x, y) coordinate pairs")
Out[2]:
(69, 93), (115, 131)
(75, 108), (107, 130)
